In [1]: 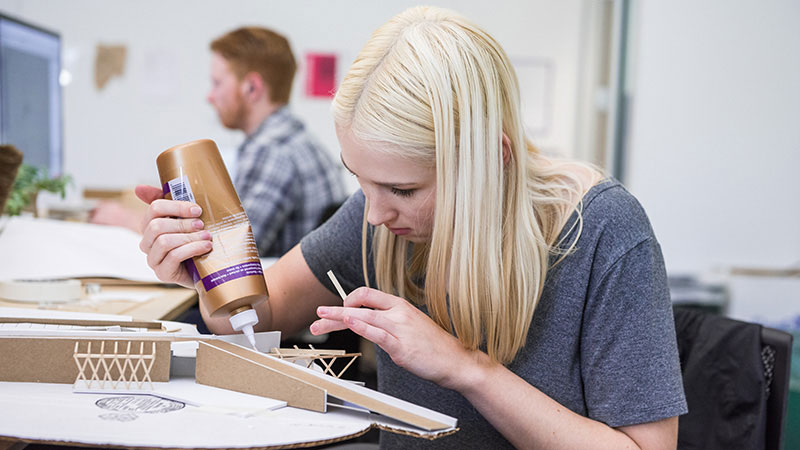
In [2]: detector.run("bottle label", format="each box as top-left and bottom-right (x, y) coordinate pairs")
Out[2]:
(163, 175), (196, 202)
(195, 216), (262, 292)
(200, 261), (264, 291)
(162, 172), (263, 293)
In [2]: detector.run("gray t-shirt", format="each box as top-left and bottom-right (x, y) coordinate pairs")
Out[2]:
(301, 179), (688, 449)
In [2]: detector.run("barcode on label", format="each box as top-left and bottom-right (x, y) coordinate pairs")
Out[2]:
(168, 176), (195, 202)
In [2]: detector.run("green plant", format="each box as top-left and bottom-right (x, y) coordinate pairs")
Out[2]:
(3, 164), (72, 216)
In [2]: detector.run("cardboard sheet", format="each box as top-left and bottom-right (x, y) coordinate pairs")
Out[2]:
(197, 340), (328, 412)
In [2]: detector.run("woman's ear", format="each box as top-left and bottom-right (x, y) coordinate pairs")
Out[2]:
(502, 133), (512, 166)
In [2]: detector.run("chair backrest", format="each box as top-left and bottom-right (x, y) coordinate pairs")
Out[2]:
(761, 326), (793, 450)
(673, 306), (793, 450)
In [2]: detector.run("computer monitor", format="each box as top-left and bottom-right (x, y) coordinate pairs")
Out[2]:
(0, 13), (62, 176)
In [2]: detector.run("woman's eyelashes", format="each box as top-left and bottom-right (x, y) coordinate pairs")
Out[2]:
(391, 187), (415, 197)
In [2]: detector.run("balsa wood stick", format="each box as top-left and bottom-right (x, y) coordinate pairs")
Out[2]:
(326, 270), (347, 302)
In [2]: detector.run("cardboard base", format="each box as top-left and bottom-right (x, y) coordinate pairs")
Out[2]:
(0, 381), (387, 448)
(0, 315), (457, 445)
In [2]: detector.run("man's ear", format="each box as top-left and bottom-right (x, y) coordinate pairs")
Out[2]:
(502, 133), (512, 166)
(241, 73), (264, 99)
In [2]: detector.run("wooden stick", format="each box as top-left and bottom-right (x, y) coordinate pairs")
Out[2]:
(0, 317), (163, 330)
(326, 270), (347, 302)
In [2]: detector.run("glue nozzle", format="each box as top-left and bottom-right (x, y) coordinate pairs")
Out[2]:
(242, 324), (257, 350)
(228, 307), (259, 352)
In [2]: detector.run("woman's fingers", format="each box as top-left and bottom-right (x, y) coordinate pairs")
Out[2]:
(146, 230), (211, 268)
(145, 199), (202, 223)
(140, 217), (206, 253)
(342, 316), (400, 354)
(134, 185), (207, 287)
(316, 287), (416, 336)
(317, 303), (398, 334)
(149, 238), (211, 284)
(311, 314), (400, 356)
(309, 318), (350, 335)
(343, 287), (401, 310)
(313, 290), (465, 384)
(134, 185), (164, 205)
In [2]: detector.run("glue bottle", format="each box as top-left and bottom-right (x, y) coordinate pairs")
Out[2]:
(156, 139), (267, 349)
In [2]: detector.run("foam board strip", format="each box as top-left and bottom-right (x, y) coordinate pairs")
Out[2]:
(196, 341), (327, 412)
(202, 340), (457, 431)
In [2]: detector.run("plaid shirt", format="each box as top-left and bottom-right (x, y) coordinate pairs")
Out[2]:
(234, 107), (345, 257)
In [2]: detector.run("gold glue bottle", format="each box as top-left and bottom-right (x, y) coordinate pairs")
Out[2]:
(156, 139), (266, 348)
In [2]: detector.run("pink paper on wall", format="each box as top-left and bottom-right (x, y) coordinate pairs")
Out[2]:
(305, 53), (337, 98)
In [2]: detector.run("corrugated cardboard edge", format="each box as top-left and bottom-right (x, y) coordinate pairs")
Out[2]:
(0, 336), (170, 383)
(195, 341), (327, 412)
(0, 424), (457, 448)
(202, 340), (456, 432)
(373, 423), (460, 440)
(0, 427), (373, 450)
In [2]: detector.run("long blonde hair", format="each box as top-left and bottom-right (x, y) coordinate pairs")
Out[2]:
(332, 6), (596, 364)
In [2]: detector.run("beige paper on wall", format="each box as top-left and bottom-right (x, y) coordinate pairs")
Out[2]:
(95, 44), (127, 90)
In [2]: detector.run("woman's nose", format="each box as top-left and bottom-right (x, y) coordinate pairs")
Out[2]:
(366, 195), (397, 227)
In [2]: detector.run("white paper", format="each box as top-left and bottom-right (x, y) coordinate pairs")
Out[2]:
(74, 377), (287, 412)
(170, 331), (281, 358)
(88, 290), (157, 303)
(0, 216), (160, 282)
(217, 330), (281, 353)
(0, 381), (375, 448)
(0, 306), (133, 321)
(0, 307), (200, 338)
(512, 57), (553, 137)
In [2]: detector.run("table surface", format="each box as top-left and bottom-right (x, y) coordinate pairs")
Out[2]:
(0, 282), (198, 322)
(0, 285), (450, 449)
(0, 284), (204, 450)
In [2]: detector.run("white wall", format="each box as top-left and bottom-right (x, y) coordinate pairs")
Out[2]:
(9, 0), (792, 276)
(1, 0), (584, 194)
(626, 0), (800, 274)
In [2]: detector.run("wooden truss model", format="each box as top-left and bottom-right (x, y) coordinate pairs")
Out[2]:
(269, 345), (360, 379)
(73, 340), (158, 390)
(0, 337), (171, 384)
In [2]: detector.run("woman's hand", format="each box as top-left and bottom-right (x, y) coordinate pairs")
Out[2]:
(135, 185), (212, 288)
(311, 287), (477, 389)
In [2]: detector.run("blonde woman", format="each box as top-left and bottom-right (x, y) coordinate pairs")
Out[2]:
(138, 6), (686, 449)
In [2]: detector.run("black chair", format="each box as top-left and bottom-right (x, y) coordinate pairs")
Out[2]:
(762, 326), (793, 450)
(673, 306), (793, 450)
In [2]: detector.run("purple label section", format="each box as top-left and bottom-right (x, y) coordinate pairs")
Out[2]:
(162, 182), (170, 196)
(200, 261), (264, 292)
(183, 258), (201, 285)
